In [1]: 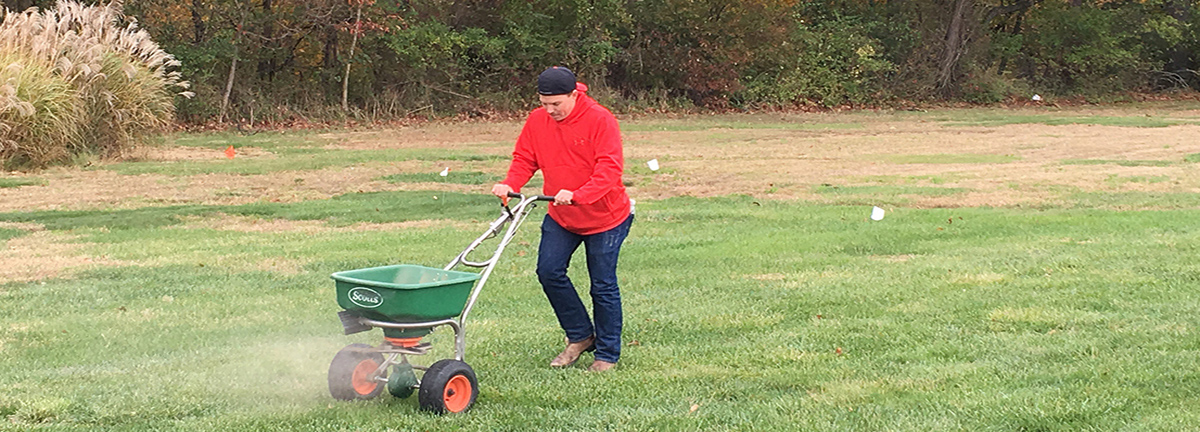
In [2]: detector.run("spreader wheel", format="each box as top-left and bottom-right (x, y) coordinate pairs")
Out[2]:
(418, 359), (478, 414)
(328, 343), (386, 400)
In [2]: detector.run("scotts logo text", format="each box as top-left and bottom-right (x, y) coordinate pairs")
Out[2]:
(348, 287), (383, 308)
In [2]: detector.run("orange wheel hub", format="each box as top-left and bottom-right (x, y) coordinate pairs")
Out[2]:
(442, 375), (473, 412)
(351, 359), (380, 395)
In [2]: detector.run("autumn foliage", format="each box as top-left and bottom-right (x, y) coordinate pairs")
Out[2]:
(5, 0), (1200, 129)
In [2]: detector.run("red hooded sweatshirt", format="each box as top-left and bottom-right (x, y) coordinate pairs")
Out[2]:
(502, 84), (631, 235)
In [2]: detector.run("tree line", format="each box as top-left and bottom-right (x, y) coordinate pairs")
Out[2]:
(4, 0), (1197, 124)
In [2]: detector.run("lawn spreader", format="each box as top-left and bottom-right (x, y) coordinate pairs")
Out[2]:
(326, 193), (552, 414)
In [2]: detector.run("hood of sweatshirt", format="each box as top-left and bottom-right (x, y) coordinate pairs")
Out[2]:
(559, 82), (594, 124)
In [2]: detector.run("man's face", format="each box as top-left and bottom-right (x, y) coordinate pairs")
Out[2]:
(540, 91), (577, 121)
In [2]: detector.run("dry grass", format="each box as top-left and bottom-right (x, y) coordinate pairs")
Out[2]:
(0, 215), (462, 282)
(3, 111), (1200, 212)
(0, 230), (117, 282)
(0, 166), (401, 212)
(619, 121), (1200, 206)
(175, 214), (471, 233)
(137, 145), (276, 161)
(0, 1), (191, 168)
(318, 122), (520, 151)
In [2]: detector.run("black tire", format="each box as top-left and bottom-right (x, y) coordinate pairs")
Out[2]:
(418, 359), (478, 414)
(328, 343), (387, 400)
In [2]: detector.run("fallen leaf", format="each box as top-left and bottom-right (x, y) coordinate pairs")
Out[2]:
(628, 340), (641, 346)
(836, 347), (843, 355)
(689, 404), (699, 413)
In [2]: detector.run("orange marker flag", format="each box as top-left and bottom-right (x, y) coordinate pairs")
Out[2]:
(224, 145), (235, 159)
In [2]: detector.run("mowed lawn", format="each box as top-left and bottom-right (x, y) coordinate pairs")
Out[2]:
(3, 104), (1200, 430)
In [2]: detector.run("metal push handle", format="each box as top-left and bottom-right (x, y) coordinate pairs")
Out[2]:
(506, 191), (555, 202)
(447, 192), (550, 325)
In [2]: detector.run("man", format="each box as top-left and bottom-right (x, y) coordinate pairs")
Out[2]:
(491, 66), (633, 372)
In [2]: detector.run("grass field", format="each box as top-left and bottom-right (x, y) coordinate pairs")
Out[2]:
(3, 103), (1200, 430)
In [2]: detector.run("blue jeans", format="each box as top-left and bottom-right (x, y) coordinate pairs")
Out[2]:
(536, 213), (633, 364)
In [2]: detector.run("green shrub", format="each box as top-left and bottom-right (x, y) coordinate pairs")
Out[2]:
(741, 18), (894, 107)
(959, 67), (1031, 104)
(0, 1), (191, 169)
(1011, 4), (1148, 95)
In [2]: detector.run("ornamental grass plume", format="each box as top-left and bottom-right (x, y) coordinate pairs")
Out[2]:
(0, 54), (79, 166)
(0, 1), (191, 169)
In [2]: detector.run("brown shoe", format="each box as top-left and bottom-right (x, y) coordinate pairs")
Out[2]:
(587, 360), (616, 372)
(549, 336), (595, 368)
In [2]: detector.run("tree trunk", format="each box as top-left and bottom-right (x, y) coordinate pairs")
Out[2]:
(220, 11), (247, 124)
(342, 2), (363, 112)
(190, 0), (206, 45)
(322, 27), (339, 70)
(258, 0), (277, 82)
(937, 0), (975, 93)
(220, 46), (239, 124)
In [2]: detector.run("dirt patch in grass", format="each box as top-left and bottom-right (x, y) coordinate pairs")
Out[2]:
(623, 121), (1200, 207)
(4, 107), (1200, 214)
(135, 145), (277, 161)
(0, 231), (118, 282)
(319, 123), (520, 151)
(0, 168), (381, 212)
(0, 163), (487, 212)
(176, 214), (471, 233)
